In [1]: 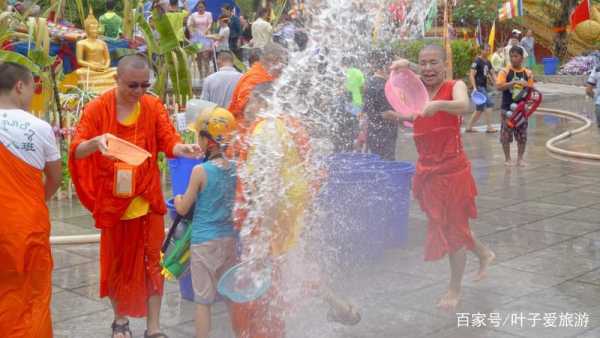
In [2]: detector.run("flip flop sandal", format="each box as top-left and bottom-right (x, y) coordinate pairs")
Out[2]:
(326, 303), (362, 326)
(486, 129), (498, 133)
(111, 320), (132, 338)
(144, 330), (169, 338)
(465, 129), (477, 133)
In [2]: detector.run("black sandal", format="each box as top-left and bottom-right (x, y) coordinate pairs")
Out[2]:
(144, 330), (169, 338)
(111, 320), (132, 338)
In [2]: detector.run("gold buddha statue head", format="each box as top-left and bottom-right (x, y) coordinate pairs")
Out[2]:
(84, 8), (99, 39)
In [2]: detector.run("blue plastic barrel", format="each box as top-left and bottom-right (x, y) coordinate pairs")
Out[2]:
(327, 152), (380, 171)
(543, 57), (559, 75)
(318, 170), (389, 268)
(166, 157), (203, 301)
(358, 161), (416, 247)
(178, 272), (195, 301)
(167, 157), (204, 196)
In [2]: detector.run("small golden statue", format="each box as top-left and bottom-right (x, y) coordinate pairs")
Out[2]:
(76, 8), (116, 94)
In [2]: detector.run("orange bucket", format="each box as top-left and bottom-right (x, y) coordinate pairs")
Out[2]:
(105, 134), (151, 166)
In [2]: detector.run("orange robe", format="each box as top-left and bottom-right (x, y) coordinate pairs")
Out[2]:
(229, 116), (311, 338)
(0, 144), (53, 337)
(69, 89), (181, 317)
(227, 62), (274, 121)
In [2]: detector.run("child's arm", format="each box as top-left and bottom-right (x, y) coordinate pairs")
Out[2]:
(174, 165), (206, 215)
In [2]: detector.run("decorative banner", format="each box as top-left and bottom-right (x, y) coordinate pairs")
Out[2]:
(488, 20), (496, 54)
(498, 0), (523, 22)
(570, 0), (591, 30)
(475, 19), (483, 47)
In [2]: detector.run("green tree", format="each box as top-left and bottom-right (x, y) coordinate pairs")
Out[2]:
(539, 0), (579, 60)
(452, 0), (503, 26)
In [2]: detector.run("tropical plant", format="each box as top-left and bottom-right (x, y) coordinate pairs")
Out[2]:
(452, 0), (503, 26)
(392, 38), (479, 79)
(538, 0), (580, 60)
(136, 6), (200, 108)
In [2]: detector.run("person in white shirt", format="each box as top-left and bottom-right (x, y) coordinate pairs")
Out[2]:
(586, 66), (600, 128)
(208, 15), (231, 52)
(251, 8), (273, 49)
(0, 63), (61, 184)
(0, 62), (61, 337)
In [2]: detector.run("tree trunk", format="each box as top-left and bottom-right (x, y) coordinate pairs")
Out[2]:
(553, 0), (578, 60)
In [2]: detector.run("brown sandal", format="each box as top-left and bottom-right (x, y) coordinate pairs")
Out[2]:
(111, 320), (132, 338)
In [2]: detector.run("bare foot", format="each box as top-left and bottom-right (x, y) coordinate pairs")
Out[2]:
(437, 289), (461, 310)
(517, 160), (528, 167)
(325, 297), (362, 326)
(504, 160), (514, 167)
(474, 250), (496, 282)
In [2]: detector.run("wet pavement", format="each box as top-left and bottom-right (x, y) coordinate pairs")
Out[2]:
(49, 83), (600, 337)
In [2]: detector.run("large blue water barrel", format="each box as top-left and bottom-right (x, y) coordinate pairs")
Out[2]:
(166, 157), (203, 301)
(543, 57), (559, 75)
(318, 169), (389, 269)
(168, 157), (204, 196)
(358, 161), (416, 247)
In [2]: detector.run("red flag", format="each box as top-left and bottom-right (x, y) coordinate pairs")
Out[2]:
(571, 0), (591, 30)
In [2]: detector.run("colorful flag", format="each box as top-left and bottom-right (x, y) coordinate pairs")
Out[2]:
(488, 20), (496, 53)
(424, 0), (438, 33)
(570, 0), (591, 30)
(498, 0), (523, 21)
(475, 19), (483, 47)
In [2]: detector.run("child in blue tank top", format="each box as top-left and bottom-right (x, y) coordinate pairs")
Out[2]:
(174, 108), (237, 338)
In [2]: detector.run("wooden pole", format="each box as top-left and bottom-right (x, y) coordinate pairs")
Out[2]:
(442, 0), (454, 79)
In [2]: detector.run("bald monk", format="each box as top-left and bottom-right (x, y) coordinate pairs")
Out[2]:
(227, 42), (289, 121)
(69, 55), (202, 338)
(0, 62), (61, 337)
(391, 45), (495, 310)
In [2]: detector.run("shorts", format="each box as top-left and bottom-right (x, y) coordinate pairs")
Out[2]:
(191, 237), (237, 304)
(475, 87), (495, 111)
(500, 111), (528, 144)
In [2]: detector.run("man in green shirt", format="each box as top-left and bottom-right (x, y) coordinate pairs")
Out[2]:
(99, 0), (122, 39)
(166, 0), (189, 42)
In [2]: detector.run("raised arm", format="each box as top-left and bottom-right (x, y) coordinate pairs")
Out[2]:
(422, 81), (470, 117)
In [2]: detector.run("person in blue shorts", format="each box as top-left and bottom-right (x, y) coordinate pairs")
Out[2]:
(466, 44), (498, 133)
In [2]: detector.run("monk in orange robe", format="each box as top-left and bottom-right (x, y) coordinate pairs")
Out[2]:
(69, 55), (202, 338)
(227, 43), (288, 122)
(0, 62), (61, 337)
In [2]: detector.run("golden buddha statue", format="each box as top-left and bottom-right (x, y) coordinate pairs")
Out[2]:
(76, 9), (116, 94)
(573, 5), (600, 45)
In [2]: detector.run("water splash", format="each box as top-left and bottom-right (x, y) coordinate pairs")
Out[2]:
(235, 0), (435, 335)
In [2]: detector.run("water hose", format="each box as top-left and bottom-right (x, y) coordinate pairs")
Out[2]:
(539, 107), (600, 161)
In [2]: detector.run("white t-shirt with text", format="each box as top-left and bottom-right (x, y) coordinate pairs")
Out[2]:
(0, 109), (60, 170)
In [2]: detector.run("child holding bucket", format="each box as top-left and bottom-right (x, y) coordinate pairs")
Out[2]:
(174, 108), (238, 338)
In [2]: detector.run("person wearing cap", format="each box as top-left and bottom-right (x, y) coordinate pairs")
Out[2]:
(69, 54), (202, 338)
(174, 108), (238, 338)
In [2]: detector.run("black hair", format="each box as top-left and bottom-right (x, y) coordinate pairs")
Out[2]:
(368, 48), (395, 70)
(222, 4), (233, 11)
(509, 46), (524, 57)
(106, 0), (116, 11)
(0, 62), (33, 94)
(257, 7), (269, 18)
(195, 1), (206, 11)
(169, 0), (178, 6)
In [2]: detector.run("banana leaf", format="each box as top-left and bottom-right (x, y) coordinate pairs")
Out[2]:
(152, 9), (179, 55)
(74, 0), (85, 28)
(0, 50), (41, 74)
(29, 49), (56, 69)
(152, 60), (168, 100)
(173, 47), (191, 107)
(183, 43), (203, 56)
(136, 12), (158, 53)
(122, 0), (134, 39)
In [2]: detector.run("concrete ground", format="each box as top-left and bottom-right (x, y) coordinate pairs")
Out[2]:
(48, 83), (600, 337)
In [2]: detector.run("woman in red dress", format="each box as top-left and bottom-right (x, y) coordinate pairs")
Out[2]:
(392, 45), (496, 310)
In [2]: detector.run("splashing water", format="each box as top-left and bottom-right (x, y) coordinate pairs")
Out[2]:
(235, 0), (436, 336)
